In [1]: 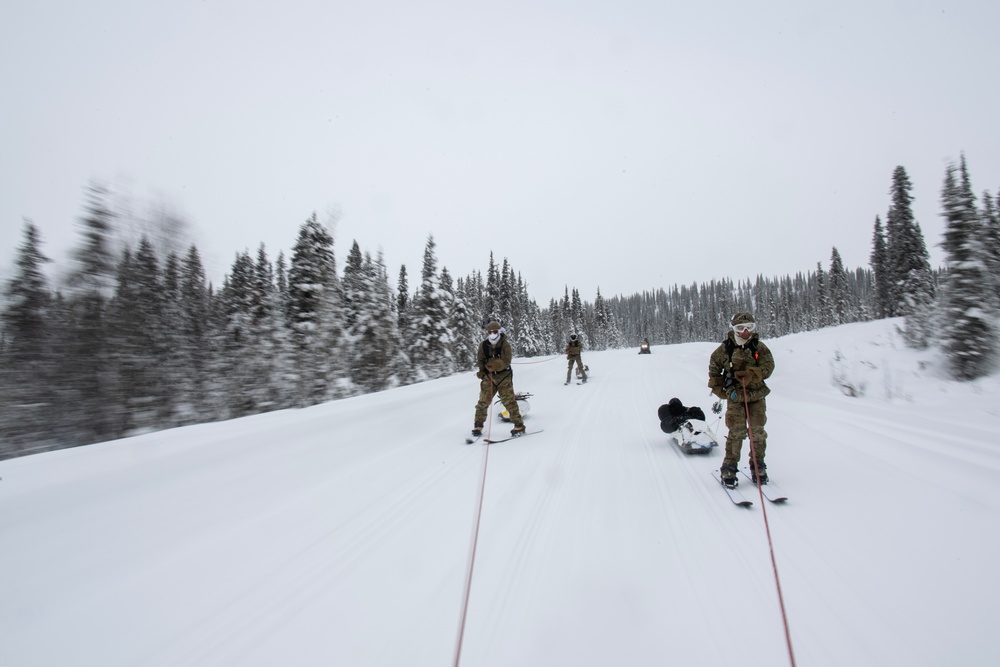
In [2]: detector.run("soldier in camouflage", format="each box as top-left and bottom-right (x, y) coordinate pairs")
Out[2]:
(472, 322), (525, 437)
(707, 312), (775, 487)
(564, 334), (587, 384)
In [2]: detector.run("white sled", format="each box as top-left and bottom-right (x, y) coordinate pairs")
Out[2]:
(670, 418), (717, 454)
(495, 392), (532, 422)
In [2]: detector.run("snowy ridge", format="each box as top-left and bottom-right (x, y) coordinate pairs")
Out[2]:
(2, 319), (999, 666)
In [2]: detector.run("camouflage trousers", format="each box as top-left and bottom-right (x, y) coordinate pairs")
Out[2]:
(723, 397), (767, 468)
(566, 355), (587, 382)
(475, 370), (523, 424)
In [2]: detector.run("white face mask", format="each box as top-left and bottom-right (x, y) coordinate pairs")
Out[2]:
(488, 332), (501, 344)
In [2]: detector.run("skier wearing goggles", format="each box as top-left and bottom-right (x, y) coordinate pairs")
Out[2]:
(707, 311), (775, 488)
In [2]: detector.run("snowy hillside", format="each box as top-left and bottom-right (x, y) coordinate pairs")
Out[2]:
(2, 319), (998, 667)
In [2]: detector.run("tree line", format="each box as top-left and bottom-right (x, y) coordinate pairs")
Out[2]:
(3, 159), (997, 459)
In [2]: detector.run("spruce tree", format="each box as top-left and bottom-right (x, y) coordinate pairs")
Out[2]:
(979, 189), (1000, 311)
(828, 247), (849, 326)
(1, 223), (55, 455)
(938, 157), (994, 379)
(885, 166), (915, 317)
(884, 164), (936, 343)
(287, 213), (341, 403)
(814, 262), (830, 327)
(61, 182), (118, 443)
(869, 216), (891, 319)
(410, 235), (454, 380)
(109, 237), (167, 433)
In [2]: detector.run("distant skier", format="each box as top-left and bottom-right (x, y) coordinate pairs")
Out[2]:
(657, 398), (706, 434)
(564, 333), (587, 384)
(707, 312), (775, 487)
(472, 322), (525, 438)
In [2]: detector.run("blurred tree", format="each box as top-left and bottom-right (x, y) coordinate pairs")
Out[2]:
(0, 222), (56, 456)
(410, 235), (454, 381)
(938, 156), (994, 379)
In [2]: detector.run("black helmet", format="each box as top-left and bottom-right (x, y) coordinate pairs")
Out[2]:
(569, 333), (578, 341)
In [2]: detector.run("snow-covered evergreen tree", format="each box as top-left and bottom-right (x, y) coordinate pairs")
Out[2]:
(882, 165), (936, 347)
(287, 213), (342, 403)
(109, 237), (168, 434)
(897, 225), (936, 349)
(980, 189), (1000, 311)
(0, 223), (56, 453)
(509, 275), (548, 357)
(828, 247), (849, 326)
(814, 262), (830, 328)
(869, 216), (891, 319)
(938, 157), (994, 379)
(60, 182), (118, 443)
(174, 244), (215, 423)
(885, 166), (916, 317)
(441, 267), (473, 372)
(483, 253), (500, 325)
(410, 235), (454, 380)
(347, 250), (401, 392)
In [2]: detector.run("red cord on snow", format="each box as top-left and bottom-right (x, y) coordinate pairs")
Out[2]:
(741, 379), (797, 667)
(452, 376), (496, 667)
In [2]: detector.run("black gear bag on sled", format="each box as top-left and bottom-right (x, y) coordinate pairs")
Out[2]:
(657, 398), (717, 454)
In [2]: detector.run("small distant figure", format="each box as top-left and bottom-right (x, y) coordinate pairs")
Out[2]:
(473, 322), (525, 438)
(564, 333), (588, 384)
(639, 338), (651, 354)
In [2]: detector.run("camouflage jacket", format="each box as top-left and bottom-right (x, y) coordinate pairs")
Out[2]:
(707, 332), (774, 402)
(478, 335), (513, 373)
(564, 339), (583, 358)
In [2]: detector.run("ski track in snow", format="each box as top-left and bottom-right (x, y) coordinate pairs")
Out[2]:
(2, 320), (999, 666)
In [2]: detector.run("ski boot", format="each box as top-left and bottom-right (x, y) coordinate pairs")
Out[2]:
(510, 422), (526, 437)
(750, 459), (768, 485)
(720, 464), (738, 489)
(471, 422), (484, 437)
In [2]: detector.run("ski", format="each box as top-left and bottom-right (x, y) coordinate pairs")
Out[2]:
(711, 470), (753, 507)
(465, 433), (483, 445)
(483, 429), (544, 444)
(740, 468), (788, 503)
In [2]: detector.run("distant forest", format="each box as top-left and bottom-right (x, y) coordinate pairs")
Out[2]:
(2, 158), (997, 459)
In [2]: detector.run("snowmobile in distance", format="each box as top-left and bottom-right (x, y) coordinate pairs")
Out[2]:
(638, 340), (651, 354)
(495, 392), (532, 422)
(658, 398), (717, 454)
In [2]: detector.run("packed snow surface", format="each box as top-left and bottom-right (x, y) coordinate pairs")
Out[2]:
(2, 319), (998, 666)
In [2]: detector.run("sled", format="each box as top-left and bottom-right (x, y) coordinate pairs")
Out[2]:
(669, 418), (717, 454)
(495, 392), (532, 422)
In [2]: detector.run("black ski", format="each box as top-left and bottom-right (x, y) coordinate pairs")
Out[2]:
(711, 470), (753, 507)
(483, 429), (544, 444)
(465, 433), (483, 445)
(740, 468), (788, 503)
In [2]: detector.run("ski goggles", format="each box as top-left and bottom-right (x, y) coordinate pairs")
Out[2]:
(732, 322), (756, 335)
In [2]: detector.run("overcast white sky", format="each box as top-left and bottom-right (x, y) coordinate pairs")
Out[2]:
(3, 0), (999, 305)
